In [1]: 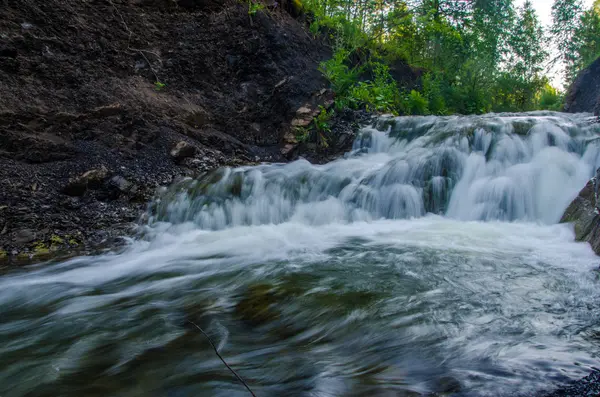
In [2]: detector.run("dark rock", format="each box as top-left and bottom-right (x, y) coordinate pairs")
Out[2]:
(110, 176), (134, 194)
(62, 177), (88, 197)
(560, 179), (600, 254)
(14, 229), (35, 244)
(435, 376), (462, 394)
(565, 56), (600, 115)
(541, 370), (600, 397)
(170, 141), (197, 163)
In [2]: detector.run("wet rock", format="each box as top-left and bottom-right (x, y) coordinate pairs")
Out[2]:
(435, 376), (462, 394)
(170, 141), (197, 163)
(560, 180), (600, 254)
(235, 283), (281, 326)
(542, 370), (600, 397)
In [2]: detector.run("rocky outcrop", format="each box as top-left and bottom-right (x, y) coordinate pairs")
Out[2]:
(560, 179), (600, 254)
(565, 57), (600, 115)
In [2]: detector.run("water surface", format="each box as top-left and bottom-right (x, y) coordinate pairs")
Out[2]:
(2, 112), (600, 396)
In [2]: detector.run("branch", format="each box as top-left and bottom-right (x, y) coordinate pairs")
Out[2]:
(188, 321), (257, 397)
(108, 0), (161, 82)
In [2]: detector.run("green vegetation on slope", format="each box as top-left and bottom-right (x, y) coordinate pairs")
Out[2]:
(294, 0), (600, 115)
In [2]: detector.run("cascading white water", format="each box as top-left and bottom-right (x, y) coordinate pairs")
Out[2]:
(150, 112), (600, 228)
(1, 112), (600, 397)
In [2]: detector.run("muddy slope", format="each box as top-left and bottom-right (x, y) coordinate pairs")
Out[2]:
(565, 56), (600, 115)
(0, 0), (337, 259)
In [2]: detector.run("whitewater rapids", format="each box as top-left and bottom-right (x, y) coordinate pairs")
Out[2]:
(1, 112), (600, 396)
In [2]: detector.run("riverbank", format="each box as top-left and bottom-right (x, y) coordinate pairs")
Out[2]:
(0, 0), (377, 262)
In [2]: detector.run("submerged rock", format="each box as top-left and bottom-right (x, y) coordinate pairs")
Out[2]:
(560, 179), (600, 254)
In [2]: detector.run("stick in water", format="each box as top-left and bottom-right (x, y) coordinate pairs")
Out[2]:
(188, 321), (257, 397)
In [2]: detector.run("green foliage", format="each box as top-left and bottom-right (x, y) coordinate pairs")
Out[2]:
(551, 0), (584, 84)
(248, 0), (265, 15)
(402, 90), (429, 115)
(552, 0), (600, 86)
(537, 84), (564, 111)
(422, 73), (447, 115)
(154, 81), (166, 91)
(573, 8), (600, 71)
(313, 105), (332, 133)
(347, 63), (398, 112)
(295, 107), (334, 148)
(318, 50), (361, 98)
(306, 0), (567, 116)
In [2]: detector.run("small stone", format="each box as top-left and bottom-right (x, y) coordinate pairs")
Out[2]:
(62, 166), (109, 196)
(170, 141), (196, 162)
(110, 176), (132, 193)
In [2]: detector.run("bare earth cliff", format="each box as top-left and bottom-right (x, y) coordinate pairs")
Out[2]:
(0, 0), (373, 260)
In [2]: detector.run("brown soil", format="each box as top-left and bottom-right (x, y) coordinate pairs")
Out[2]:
(0, 0), (347, 262)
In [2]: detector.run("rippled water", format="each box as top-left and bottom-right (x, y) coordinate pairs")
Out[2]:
(2, 112), (600, 396)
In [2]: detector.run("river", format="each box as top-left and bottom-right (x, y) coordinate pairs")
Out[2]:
(1, 112), (600, 396)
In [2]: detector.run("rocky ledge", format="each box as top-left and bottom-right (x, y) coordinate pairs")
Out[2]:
(560, 178), (600, 254)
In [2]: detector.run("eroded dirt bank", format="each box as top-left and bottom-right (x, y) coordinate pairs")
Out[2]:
(0, 0), (374, 261)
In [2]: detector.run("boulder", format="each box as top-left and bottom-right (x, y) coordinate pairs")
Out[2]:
(565, 56), (600, 115)
(560, 179), (600, 254)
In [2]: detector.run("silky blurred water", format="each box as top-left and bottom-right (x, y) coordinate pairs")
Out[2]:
(1, 112), (600, 397)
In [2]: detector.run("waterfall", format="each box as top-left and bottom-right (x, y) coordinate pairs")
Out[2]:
(149, 112), (600, 228)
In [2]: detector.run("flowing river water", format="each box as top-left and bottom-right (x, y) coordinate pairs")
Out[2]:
(2, 112), (600, 396)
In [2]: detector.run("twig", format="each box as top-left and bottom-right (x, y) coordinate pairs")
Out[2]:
(108, 0), (161, 82)
(188, 321), (257, 397)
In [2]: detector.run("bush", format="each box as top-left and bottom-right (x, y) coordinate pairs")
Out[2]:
(318, 49), (361, 99)
(537, 84), (564, 111)
(402, 90), (429, 115)
(422, 73), (447, 115)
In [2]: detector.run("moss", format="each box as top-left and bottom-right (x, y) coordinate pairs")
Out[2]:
(228, 173), (244, 197)
(16, 252), (30, 260)
(50, 235), (64, 245)
(33, 242), (51, 256)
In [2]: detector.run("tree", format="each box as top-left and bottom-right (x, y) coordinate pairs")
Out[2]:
(471, 0), (515, 66)
(550, 0), (584, 84)
(505, 1), (548, 109)
(572, 5), (600, 74)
